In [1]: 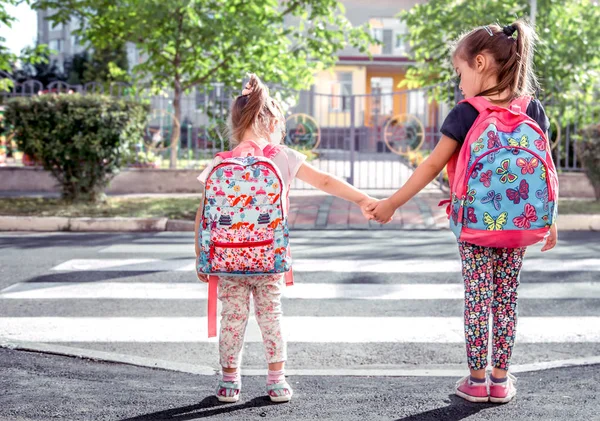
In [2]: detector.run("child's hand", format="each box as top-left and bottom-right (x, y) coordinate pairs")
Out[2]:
(366, 199), (396, 224)
(196, 270), (209, 283)
(541, 224), (558, 252)
(358, 196), (379, 221)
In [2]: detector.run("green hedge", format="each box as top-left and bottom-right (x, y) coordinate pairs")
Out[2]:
(576, 124), (600, 201)
(5, 94), (149, 202)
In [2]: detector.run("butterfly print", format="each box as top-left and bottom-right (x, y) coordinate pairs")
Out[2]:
(473, 138), (484, 153)
(508, 135), (529, 149)
(483, 211), (508, 231)
(479, 170), (493, 188)
(513, 203), (538, 229)
(466, 188), (476, 205)
(481, 190), (503, 211)
(496, 159), (518, 184)
(471, 162), (484, 179)
(540, 165), (547, 181)
(516, 157), (540, 175)
(487, 131), (501, 149)
(451, 206), (459, 225)
(534, 138), (546, 151)
(487, 151), (498, 164)
(464, 207), (478, 226)
(506, 179), (530, 204)
(536, 187), (549, 211)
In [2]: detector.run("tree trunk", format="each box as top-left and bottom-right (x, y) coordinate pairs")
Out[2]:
(170, 83), (182, 169)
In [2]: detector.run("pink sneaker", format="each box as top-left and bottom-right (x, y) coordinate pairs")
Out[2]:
(455, 375), (489, 403)
(489, 373), (517, 404)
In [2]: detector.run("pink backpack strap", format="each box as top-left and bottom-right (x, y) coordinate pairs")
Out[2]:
(207, 275), (218, 338)
(215, 151), (233, 159)
(460, 96), (492, 113)
(509, 96), (532, 114)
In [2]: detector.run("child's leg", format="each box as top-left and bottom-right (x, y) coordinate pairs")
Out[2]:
(250, 274), (287, 368)
(490, 246), (526, 378)
(458, 241), (495, 379)
(218, 276), (252, 370)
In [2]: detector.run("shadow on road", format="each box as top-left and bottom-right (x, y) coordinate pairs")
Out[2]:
(394, 395), (496, 421)
(119, 395), (283, 420)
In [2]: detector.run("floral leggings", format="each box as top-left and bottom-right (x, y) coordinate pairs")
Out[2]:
(458, 241), (526, 371)
(218, 274), (286, 368)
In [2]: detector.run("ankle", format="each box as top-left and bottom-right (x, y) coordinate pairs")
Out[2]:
(267, 369), (285, 385)
(222, 368), (240, 383)
(490, 373), (508, 384)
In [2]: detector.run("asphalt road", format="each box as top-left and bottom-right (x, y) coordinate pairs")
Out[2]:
(0, 230), (599, 420)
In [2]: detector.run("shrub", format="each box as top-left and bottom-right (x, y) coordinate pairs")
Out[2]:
(575, 124), (600, 201)
(5, 94), (149, 202)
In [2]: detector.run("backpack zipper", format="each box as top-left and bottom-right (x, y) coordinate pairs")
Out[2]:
(210, 239), (274, 260)
(463, 145), (553, 201)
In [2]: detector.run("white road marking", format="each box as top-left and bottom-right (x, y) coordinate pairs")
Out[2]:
(50, 258), (600, 273)
(1, 317), (599, 343)
(3, 281), (600, 300)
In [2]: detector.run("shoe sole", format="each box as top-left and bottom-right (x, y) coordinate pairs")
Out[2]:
(217, 395), (240, 403)
(489, 393), (516, 404)
(269, 392), (293, 403)
(455, 389), (489, 403)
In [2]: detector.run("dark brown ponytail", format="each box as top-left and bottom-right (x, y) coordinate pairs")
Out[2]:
(229, 73), (285, 145)
(453, 19), (539, 103)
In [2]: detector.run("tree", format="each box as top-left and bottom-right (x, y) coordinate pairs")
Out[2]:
(33, 0), (374, 168)
(11, 51), (66, 86)
(1, 0), (48, 90)
(83, 42), (130, 85)
(399, 0), (600, 122)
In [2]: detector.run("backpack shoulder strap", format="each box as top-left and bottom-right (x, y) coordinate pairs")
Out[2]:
(460, 96), (492, 113)
(215, 151), (233, 159)
(510, 96), (533, 114)
(262, 144), (284, 159)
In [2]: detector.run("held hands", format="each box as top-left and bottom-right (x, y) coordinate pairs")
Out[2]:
(356, 196), (396, 224)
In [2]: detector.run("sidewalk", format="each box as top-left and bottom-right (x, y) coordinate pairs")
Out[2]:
(0, 347), (597, 421)
(288, 191), (448, 230)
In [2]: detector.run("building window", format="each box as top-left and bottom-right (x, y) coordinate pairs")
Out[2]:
(49, 39), (64, 53)
(329, 72), (353, 112)
(71, 35), (79, 51)
(372, 28), (394, 55)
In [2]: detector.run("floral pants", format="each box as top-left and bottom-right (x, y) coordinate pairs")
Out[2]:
(458, 241), (526, 371)
(218, 274), (286, 368)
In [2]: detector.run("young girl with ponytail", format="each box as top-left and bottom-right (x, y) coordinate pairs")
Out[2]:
(195, 74), (377, 403)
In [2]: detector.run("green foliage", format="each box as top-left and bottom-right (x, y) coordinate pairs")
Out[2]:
(1, 1), (50, 90)
(399, 0), (600, 123)
(83, 42), (130, 86)
(32, 0), (375, 167)
(4, 94), (150, 202)
(575, 124), (600, 201)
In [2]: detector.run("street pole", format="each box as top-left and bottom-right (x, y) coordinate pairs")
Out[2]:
(530, 0), (537, 26)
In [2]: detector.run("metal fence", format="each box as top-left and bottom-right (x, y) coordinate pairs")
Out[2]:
(1, 74), (594, 190)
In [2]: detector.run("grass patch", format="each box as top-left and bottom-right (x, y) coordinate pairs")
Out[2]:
(558, 199), (600, 215)
(0, 197), (202, 220)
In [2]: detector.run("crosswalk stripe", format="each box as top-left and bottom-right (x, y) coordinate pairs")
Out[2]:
(3, 281), (600, 300)
(50, 258), (600, 273)
(1, 316), (599, 343)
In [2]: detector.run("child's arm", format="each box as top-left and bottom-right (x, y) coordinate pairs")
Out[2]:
(367, 136), (458, 223)
(295, 163), (377, 220)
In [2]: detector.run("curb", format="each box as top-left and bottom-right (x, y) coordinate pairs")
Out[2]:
(1, 339), (600, 378)
(0, 214), (598, 232)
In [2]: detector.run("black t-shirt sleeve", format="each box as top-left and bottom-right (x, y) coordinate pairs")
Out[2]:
(525, 99), (550, 134)
(440, 102), (479, 145)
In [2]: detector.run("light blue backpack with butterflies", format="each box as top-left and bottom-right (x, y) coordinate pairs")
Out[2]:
(444, 96), (559, 248)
